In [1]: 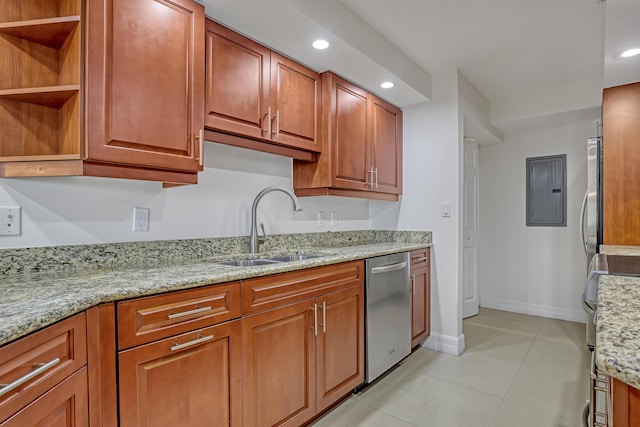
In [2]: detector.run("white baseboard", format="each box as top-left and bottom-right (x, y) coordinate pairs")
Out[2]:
(480, 297), (587, 323)
(422, 332), (466, 356)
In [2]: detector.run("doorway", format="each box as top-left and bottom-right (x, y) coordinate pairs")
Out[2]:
(463, 138), (479, 318)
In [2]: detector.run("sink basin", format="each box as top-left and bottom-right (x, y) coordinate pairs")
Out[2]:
(215, 252), (325, 267)
(268, 254), (322, 262)
(216, 258), (281, 267)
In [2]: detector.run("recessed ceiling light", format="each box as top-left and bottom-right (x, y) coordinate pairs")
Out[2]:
(312, 40), (329, 50)
(380, 81), (394, 89)
(621, 48), (640, 58)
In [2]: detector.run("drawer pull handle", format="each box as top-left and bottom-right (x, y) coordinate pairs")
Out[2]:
(371, 261), (407, 274)
(412, 256), (428, 262)
(313, 303), (318, 337)
(167, 306), (212, 319)
(322, 301), (326, 333)
(0, 358), (60, 397)
(170, 335), (214, 352)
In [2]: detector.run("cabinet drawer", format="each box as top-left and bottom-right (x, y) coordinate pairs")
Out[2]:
(242, 261), (364, 315)
(409, 248), (430, 270)
(0, 312), (87, 423)
(117, 282), (241, 349)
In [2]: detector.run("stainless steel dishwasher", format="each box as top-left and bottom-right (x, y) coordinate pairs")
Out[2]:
(365, 252), (411, 383)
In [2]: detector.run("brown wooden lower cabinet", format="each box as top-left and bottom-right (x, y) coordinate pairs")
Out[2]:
(118, 319), (242, 427)
(610, 377), (640, 426)
(242, 299), (317, 427)
(242, 284), (365, 427)
(0, 313), (88, 425)
(0, 367), (88, 427)
(410, 248), (431, 348)
(316, 285), (365, 413)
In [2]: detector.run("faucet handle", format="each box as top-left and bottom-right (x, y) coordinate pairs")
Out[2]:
(259, 223), (266, 243)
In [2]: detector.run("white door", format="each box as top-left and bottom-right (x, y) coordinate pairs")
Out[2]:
(463, 140), (479, 318)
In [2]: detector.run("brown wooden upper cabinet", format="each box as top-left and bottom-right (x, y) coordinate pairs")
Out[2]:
(603, 82), (640, 245)
(204, 19), (321, 159)
(0, 0), (205, 185)
(293, 72), (403, 201)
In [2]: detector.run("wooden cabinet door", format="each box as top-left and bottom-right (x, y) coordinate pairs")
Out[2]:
(270, 53), (321, 152)
(315, 285), (365, 412)
(86, 0), (204, 172)
(603, 82), (640, 245)
(204, 19), (270, 141)
(0, 312), (87, 423)
(410, 249), (431, 348)
(118, 320), (242, 427)
(410, 267), (431, 347)
(1, 367), (88, 427)
(242, 300), (316, 427)
(328, 74), (371, 191)
(610, 377), (640, 426)
(370, 96), (403, 195)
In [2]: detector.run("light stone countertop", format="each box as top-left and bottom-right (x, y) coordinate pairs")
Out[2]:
(596, 274), (640, 389)
(600, 245), (640, 256)
(0, 240), (430, 347)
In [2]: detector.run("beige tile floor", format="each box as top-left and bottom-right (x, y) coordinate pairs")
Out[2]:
(311, 308), (590, 427)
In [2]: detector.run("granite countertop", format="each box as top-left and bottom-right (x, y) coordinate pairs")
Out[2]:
(595, 274), (640, 389)
(600, 245), (640, 256)
(0, 235), (431, 347)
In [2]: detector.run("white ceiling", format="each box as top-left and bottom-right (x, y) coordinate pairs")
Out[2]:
(201, 0), (637, 133)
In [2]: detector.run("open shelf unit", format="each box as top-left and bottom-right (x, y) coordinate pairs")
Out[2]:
(0, 1), (82, 173)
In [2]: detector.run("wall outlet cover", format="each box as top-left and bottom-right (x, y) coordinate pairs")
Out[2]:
(133, 207), (150, 232)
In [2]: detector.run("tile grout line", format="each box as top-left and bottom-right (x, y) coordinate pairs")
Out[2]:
(489, 320), (544, 427)
(482, 319), (543, 426)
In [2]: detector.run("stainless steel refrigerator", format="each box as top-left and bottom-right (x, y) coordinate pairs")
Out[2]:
(581, 137), (603, 265)
(580, 136), (606, 427)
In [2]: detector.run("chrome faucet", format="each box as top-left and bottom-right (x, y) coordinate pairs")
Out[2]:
(249, 186), (303, 254)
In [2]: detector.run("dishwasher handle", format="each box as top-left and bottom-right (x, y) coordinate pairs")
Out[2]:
(370, 261), (407, 274)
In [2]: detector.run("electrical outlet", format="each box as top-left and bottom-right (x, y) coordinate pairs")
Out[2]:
(133, 207), (150, 232)
(331, 212), (338, 226)
(0, 206), (21, 236)
(317, 211), (325, 227)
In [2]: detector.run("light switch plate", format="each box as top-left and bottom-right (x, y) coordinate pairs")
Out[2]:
(317, 211), (325, 227)
(441, 202), (452, 217)
(331, 212), (338, 226)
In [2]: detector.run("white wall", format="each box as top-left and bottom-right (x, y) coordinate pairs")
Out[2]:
(0, 143), (371, 248)
(478, 120), (596, 322)
(371, 72), (464, 355)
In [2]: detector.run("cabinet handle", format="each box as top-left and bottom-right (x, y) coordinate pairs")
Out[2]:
(0, 358), (60, 397)
(167, 306), (212, 319)
(374, 167), (378, 189)
(262, 110), (270, 136)
(368, 167), (375, 188)
(411, 275), (415, 294)
(313, 303), (318, 336)
(197, 129), (204, 167)
(267, 107), (272, 137)
(371, 261), (407, 274)
(272, 110), (279, 138)
(412, 256), (428, 263)
(170, 335), (214, 352)
(322, 301), (326, 333)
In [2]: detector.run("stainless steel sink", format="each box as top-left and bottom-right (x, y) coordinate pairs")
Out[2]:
(215, 252), (325, 267)
(267, 254), (322, 262)
(216, 258), (281, 267)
